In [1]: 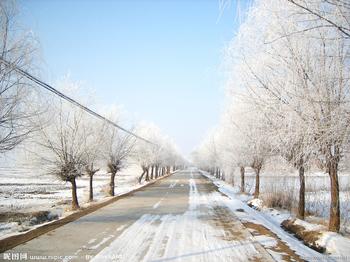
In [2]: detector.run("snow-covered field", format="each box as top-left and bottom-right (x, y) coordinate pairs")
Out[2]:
(241, 170), (350, 233)
(203, 171), (350, 260)
(0, 164), (143, 239)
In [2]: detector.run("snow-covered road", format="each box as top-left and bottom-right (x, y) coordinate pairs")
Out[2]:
(5, 170), (286, 261)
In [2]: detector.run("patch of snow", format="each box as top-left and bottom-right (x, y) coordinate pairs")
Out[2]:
(267, 250), (285, 262)
(248, 198), (264, 210)
(0, 222), (22, 236)
(293, 218), (325, 231)
(316, 232), (350, 258)
(253, 235), (278, 249)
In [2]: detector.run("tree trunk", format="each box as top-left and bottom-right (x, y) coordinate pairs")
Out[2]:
(70, 178), (80, 210)
(328, 162), (340, 232)
(145, 167), (150, 181)
(297, 165), (305, 219)
(150, 165), (154, 180)
(155, 165), (159, 179)
(231, 170), (234, 186)
(139, 169), (146, 183)
(254, 168), (260, 198)
(109, 172), (116, 196)
(86, 165), (99, 202)
(89, 174), (94, 202)
(240, 166), (245, 193)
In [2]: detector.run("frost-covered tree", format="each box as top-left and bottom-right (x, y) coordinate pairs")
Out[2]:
(0, 1), (39, 153)
(133, 124), (157, 183)
(191, 131), (220, 177)
(225, 98), (271, 198)
(82, 119), (105, 202)
(219, 109), (251, 192)
(286, 0), (350, 38)
(134, 123), (181, 183)
(34, 101), (88, 210)
(30, 79), (104, 210)
(103, 124), (135, 196)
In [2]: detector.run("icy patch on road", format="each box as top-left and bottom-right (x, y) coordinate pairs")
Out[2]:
(92, 173), (269, 262)
(168, 180), (178, 188)
(116, 225), (127, 232)
(153, 198), (164, 209)
(90, 235), (115, 250)
(188, 179), (199, 210)
(88, 238), (97, 244)
(91, 214), (160, 261)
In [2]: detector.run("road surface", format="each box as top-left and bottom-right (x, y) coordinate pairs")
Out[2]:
(4, 170), (275, 262)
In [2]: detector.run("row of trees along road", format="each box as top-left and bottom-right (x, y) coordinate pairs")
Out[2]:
(29, 89), (184, 210)
(0, 1), (184, 211)
(192, 0), (350, 233)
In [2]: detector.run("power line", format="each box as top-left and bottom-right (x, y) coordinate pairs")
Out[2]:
(0, 57), (156, 146)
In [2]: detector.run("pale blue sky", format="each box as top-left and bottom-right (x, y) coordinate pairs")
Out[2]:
(18, 0), (250, 157)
